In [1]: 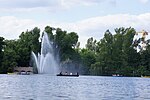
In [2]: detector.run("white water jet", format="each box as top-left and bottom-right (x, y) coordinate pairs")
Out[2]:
(32, 32), (59, 74)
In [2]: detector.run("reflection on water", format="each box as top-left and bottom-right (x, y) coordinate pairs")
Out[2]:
(0, 74), (150, 100)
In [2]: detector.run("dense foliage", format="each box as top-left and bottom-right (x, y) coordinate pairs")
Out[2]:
(0, 26), (150, 76)
(80, 27), (150, 76)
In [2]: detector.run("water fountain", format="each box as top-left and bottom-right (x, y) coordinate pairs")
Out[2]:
(32, 32), (59, 74)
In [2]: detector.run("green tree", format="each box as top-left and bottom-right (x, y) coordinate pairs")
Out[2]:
(17, 27), (40, 67)
(121, 28), (137, 76)
(96, 30), (114, 75)
(89, 27), (139, 76)
(79, 49), (96, 74)
(1, 40), (18, 73)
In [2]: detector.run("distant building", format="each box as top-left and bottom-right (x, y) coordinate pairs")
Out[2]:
(14, 67), (33, 75)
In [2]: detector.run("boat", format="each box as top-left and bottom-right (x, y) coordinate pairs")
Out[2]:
(57, 74), (79, 77)
(57, 72), (79, 77)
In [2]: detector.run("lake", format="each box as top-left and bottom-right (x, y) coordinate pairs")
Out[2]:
(0, 74), (150, 100)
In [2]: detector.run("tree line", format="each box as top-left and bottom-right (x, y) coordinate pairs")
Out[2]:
(0, 26), (150, 76)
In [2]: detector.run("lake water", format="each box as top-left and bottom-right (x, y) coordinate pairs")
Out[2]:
(0, 74), (150, 100)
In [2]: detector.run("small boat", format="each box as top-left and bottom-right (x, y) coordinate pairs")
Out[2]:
(57, 72), (79, 77)
(57, 74), (79, 77)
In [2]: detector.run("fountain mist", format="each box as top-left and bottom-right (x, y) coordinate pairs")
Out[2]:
(32, 32), (59, 74)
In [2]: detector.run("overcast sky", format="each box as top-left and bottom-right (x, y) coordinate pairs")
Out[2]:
(0, 0), (150, 47)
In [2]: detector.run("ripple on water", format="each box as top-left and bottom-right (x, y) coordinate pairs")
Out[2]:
(0, 75), (150, 99)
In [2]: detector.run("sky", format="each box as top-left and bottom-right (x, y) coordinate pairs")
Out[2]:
(0, 0), (150, 47)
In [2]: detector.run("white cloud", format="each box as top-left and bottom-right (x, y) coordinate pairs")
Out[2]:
(0, 16), (40, 40)
(56, 13), (150, 47)
(0, 0), (64, 14)
(0, 0), (57, 8)
(139, 0), (149, 4)
(60, 0), (103, 7)
(0, 13), (150, 48)
(0, 0), (103, 9)
(0, 0), (113, 13)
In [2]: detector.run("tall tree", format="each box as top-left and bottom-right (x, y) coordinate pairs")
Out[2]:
(97, 30), (114, 75)
(121, 28), (137, 76)
(17, 27), (40, 67)
(1, 40), (18, 73)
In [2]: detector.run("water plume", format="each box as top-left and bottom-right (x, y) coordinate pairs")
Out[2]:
(32, 32), (59, 74)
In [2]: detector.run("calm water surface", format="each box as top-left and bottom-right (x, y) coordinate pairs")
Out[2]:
(0, 74), (150, 100)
